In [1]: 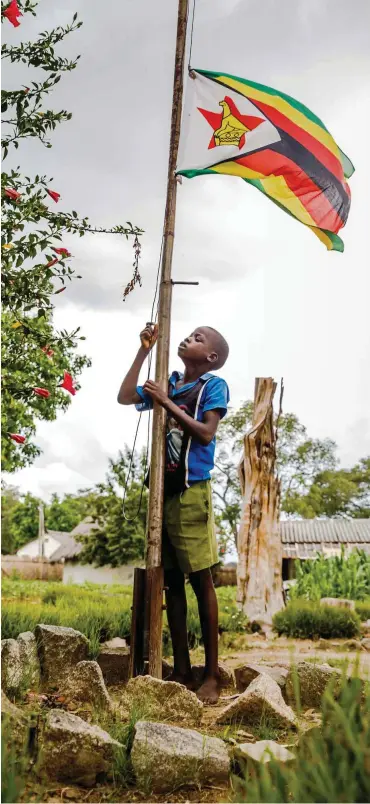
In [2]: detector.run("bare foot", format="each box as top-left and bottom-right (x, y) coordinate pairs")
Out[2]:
(196, 675), (220, 705)
(166, 671), (196, 691)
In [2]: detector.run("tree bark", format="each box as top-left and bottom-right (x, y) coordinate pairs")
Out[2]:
(237, 378), (284, 625)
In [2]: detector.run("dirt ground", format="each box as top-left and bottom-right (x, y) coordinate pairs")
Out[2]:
(18, 633), (370, 804)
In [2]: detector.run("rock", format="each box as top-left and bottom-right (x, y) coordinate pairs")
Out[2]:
(216, 674), (296, 729)
(97, 645), (130, 686)
(285, 662), (341, 709)
(235, 739), (295, 767)
(64, 661), (113, 712)
(37, 709), (123, 787)
(1, 690), (30, 752)
(1, 632), (40, 697)
(191, 663), (234, 689)
(343, 639), (365, 651)
(121, 675), (203, 726)
(320, 597), (355, 611)
(35, 624), (89, 688)
(103, 637), (127, 649)
(1, 639), (22, 696)
(235, 729), (255, 741)
(361, 638), (370, 651)
(17, 631), (41, 689)
(143, 658), (174, 680)
(234, 663), (288, 693)
(131, 721), (230, 793)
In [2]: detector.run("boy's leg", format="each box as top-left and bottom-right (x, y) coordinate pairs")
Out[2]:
(164, 568), (194, 688)
(189, 567), (220, 704)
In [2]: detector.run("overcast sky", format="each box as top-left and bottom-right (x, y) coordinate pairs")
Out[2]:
(3, 0), (370, 500)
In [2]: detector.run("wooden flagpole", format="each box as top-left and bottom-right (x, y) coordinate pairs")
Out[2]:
(145, 0), (189, 677)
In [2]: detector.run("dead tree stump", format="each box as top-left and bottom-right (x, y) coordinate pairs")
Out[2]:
(237, 377), (284, 626)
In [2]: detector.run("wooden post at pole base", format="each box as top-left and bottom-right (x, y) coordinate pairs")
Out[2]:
(129, 0), (189, 679)
(129, 568), (146, 678)
(236, 378), (284, 627)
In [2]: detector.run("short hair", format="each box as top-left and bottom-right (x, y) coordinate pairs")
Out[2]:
(204, 326), (229, 369)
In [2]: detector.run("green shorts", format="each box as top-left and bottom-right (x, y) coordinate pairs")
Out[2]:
(162, 480), (219, 574)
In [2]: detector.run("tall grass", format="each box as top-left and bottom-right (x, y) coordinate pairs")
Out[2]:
(290, 548), (370, 602)
(233, 671), (370, 803)
(1, 580), (247, 651)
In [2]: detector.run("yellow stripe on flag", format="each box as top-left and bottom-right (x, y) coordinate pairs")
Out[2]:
(218, 75), (341, 163)
(211, 162), (264, 181)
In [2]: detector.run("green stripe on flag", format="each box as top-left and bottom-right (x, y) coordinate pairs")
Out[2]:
(338, 147), (355, 179)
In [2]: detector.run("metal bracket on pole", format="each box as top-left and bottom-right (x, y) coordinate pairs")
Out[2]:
(171, 280), (199, 286)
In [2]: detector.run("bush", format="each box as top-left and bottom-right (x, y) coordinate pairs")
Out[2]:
(356, 598), (370, 621)
(290, 548), (370, 602)
(273, 600), (361, 639)
(233, 670), (370, 803)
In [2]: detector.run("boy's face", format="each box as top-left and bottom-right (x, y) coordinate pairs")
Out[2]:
(177, 327), (217, 366)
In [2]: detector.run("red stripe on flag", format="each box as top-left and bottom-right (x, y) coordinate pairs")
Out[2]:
(237, 150), (344, 232)
(250, 99), (347, 187)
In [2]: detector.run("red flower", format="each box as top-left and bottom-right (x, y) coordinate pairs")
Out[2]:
(45, 258), (58, 268)
(4, 187), (21, 201)
(2, 0), (22, 27)
(33, 387), (50, 398)
(52, 247), (71, 257)
(47, 189), (60, 203)
(41, 346), (54, 358)
(8, 433), (26, 444)
(60, 371), (76, 396)
(24, 87), (30, 94)
(54, 286), (66, 295)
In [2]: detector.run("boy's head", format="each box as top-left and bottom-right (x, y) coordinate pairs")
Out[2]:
(178, 326), (229, 371)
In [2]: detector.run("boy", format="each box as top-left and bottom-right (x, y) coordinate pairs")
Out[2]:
(117, 324), (230, 703)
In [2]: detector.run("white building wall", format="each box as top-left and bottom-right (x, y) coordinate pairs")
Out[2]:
(63, 561), (144, 586)
(17, 536), (60, 560)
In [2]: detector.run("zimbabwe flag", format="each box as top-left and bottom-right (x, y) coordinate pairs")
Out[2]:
(177, 69), (354, 251)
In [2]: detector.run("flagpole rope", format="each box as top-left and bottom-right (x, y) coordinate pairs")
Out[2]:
(188, 0), (196, 71)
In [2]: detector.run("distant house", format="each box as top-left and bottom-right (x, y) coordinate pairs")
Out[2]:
(16, 529), (82, 562)
(280, 518), (370, 579)
(63, 518), (144, 585)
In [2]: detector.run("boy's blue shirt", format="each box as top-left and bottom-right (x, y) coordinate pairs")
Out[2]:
(136, 371), (230, 486)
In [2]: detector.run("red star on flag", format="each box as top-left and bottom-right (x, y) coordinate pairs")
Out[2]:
(198, 95), (264, 150)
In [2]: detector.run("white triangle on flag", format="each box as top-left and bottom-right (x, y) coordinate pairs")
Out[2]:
(177, 71), (281, 172)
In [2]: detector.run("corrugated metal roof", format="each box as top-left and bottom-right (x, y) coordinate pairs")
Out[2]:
(280, 519), (370, 546)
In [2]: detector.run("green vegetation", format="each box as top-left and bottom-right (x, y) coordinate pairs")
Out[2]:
(1, 579), (247, 655)
(273, 600), (361, 639)
(234, 672), (370, 803)
(356, 598), (370, 621)
(289, 548), (370, 602)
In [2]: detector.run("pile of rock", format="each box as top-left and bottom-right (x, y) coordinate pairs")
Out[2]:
(1, 621), (364, 795)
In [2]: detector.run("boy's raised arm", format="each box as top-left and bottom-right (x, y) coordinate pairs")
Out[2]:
(117, 324), (158, 405)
